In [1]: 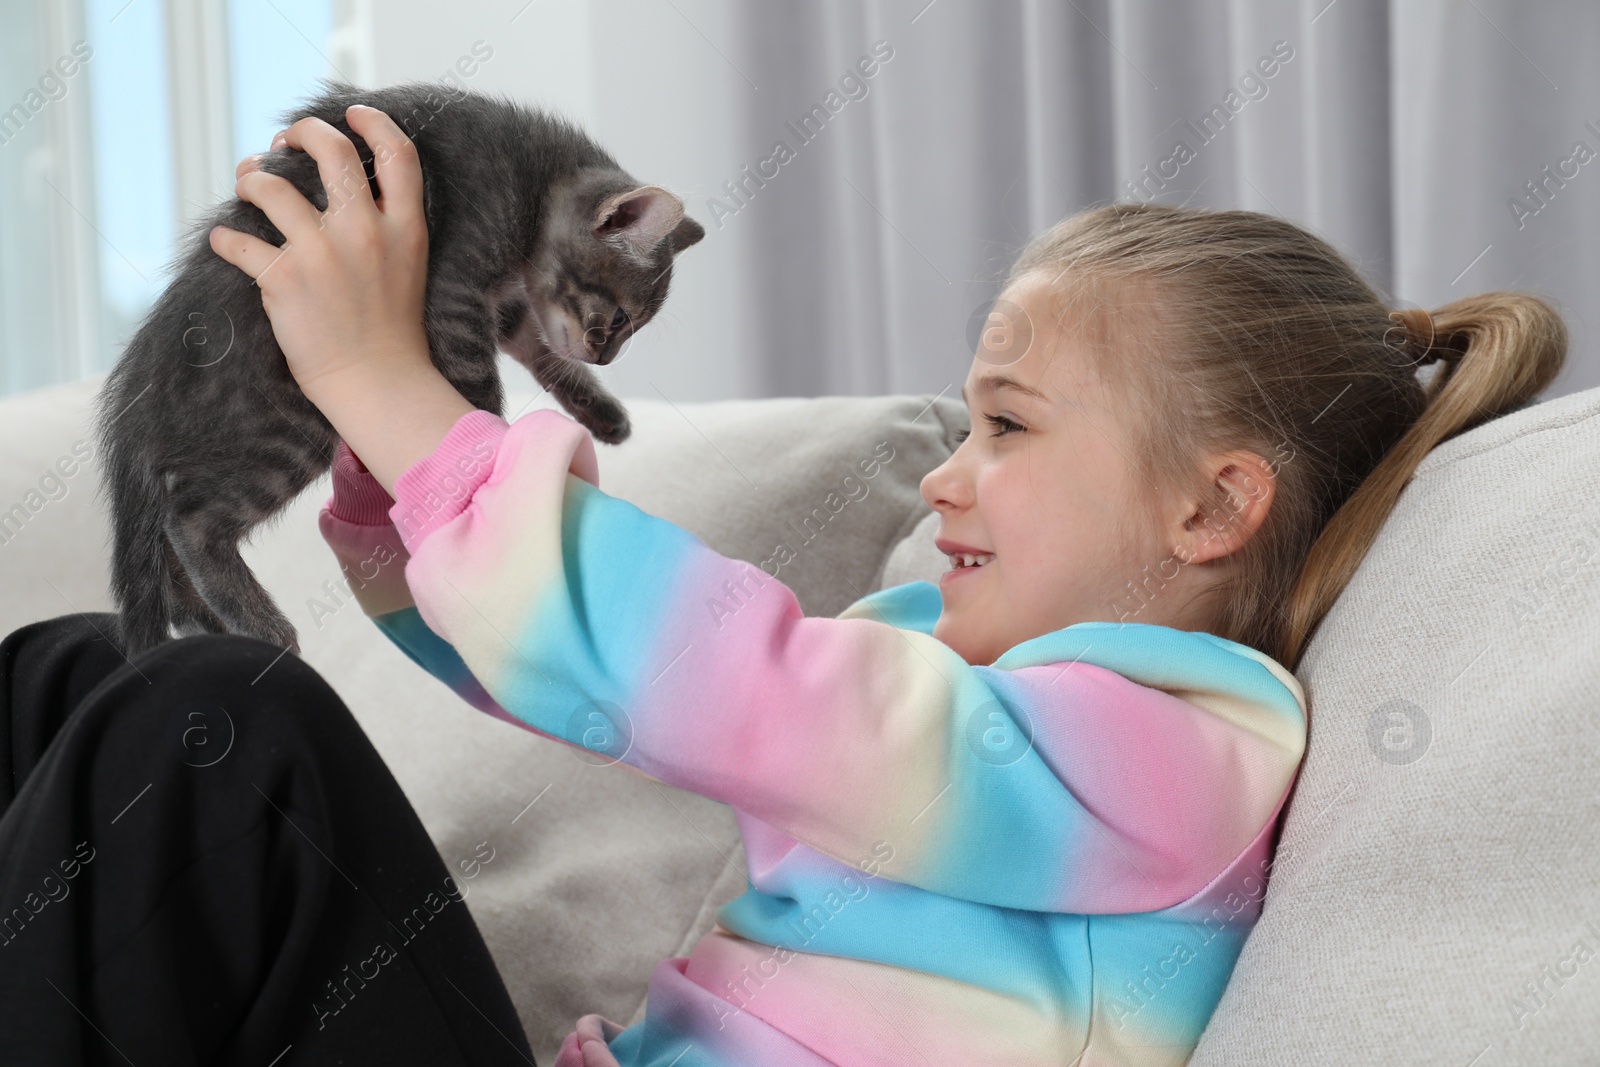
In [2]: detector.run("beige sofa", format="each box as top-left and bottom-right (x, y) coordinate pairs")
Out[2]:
(1, 372), (1596, 1065)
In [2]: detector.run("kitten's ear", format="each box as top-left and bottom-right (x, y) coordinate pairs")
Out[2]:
(594, 185), (686, 257)
(668, 215), (706, 254)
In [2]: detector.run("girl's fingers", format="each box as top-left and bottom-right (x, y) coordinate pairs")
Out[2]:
(235, 153), (264, 181)
(207, 223), (288, 283)
(235, 169), (322, 243)
(344, 104), (424, 226)
(274, 115), (376, 218)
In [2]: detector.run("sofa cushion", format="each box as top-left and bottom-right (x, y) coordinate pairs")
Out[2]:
(0, 374), (966, 1063)
(1190, 385), (1600, 1065)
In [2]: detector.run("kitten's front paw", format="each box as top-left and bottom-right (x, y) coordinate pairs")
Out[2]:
(571, 395), (631, 445)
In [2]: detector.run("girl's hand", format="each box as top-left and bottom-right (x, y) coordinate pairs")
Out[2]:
(209, 104), (432, 402)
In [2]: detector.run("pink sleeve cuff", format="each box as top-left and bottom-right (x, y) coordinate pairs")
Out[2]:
(325, 439), (396, 526)
(389, 408), (511, 553)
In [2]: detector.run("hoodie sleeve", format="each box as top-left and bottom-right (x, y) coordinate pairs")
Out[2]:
(317, 439), (522, 728)
(346, 407), (1308, 915)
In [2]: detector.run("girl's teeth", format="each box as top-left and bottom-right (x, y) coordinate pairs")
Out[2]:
(950, 553), (995, 568)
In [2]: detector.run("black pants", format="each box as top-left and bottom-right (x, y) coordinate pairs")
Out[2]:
(0, 612), (536, 1066)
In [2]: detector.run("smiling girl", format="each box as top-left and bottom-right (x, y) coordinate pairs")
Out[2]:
(0, 104), (1565, 1067)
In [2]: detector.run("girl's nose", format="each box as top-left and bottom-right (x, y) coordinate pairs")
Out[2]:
(920, 453), (966, 512)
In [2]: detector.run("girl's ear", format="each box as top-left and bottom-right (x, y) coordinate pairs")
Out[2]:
(1172, 450), (1277, 566)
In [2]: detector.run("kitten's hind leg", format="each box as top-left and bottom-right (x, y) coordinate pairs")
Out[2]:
(163, 536), (230, 638)
(161, 483), (300, 655)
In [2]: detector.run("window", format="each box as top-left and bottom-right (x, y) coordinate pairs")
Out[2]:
(0, 0), (359, 398)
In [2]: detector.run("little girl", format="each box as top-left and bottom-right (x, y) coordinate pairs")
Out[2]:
(0, 107), (1564, 1066)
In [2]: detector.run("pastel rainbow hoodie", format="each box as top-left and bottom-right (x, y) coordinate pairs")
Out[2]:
(316, 406), (1308, 1067)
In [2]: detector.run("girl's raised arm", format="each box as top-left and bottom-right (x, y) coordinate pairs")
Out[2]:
(325, 405), (1308, 915)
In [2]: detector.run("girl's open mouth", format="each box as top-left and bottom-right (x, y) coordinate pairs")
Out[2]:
(940, 553), (994, 585)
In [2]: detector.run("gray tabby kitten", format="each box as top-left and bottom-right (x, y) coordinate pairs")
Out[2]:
(92, 79), (705, 659)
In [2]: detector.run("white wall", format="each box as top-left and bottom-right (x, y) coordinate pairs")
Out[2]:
(367, 0), (753, 404)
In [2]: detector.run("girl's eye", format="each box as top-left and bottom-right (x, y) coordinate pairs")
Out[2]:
(610, 307), (628, 329)
(954, 413), (1024, 444)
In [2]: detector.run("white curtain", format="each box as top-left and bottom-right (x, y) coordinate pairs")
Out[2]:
(585, 0), (1598, 403)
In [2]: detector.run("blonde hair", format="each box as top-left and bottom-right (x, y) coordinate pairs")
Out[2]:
(1007, 202), (1567, 671)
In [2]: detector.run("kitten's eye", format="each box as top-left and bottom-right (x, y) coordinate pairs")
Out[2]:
(610, 307), (628, 330)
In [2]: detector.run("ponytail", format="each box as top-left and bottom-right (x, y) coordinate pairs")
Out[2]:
(1281, 292), (1568, 667)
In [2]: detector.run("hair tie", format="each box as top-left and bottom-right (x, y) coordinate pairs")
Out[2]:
(1388, 306), (1464, 368)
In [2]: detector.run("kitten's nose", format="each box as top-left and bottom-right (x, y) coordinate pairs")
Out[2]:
(582, 324), (608, 363)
